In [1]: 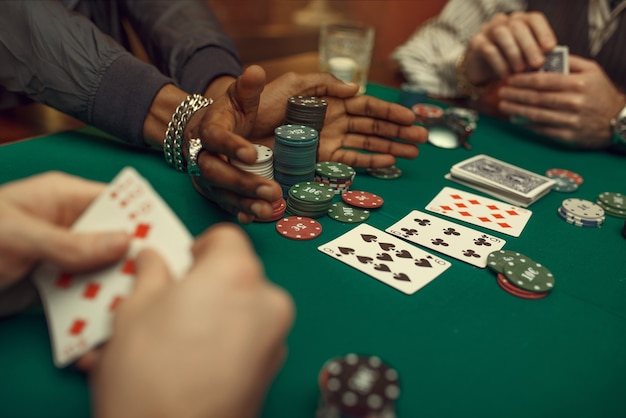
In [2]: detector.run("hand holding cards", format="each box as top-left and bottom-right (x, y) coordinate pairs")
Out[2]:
(33, 167), (193, 367)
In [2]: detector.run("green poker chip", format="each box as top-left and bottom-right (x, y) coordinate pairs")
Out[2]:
(596, 200), (626, 218)
(597, 192), (626, 210)
(366, 165), (402, 179)
(315, 161), (355, 180)
(503, 254), (555, 293)
(288, 182), (334, 203)
(487, 250), (524, 274)
(327, 202), (370, 223)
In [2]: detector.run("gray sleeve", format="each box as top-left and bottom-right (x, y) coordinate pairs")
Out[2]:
(121, 0), (243, 93)
(0, 1), (173, 146)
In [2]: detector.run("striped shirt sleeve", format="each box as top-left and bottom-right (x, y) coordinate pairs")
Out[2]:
(391, 0), (526, 97)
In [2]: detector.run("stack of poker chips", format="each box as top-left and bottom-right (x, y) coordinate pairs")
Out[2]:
(596, 192), (626, 218)
(545, 168), (583, 193)
(273, 125), (319, 196)
(232, 144), (286, 222)
(286, 181), (334, 218)
(314, 161), (356, 194)
(558, 198), (605, 228)
(487, 250), (555, 299)
(411, 103), (444, 126)
(316, 353), (400, 418)
(284, 95), (328, 134)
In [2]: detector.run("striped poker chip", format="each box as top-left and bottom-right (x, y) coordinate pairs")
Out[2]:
(561, 198), (604, 220)
(275, 216), (322, 240)
(496, 273), (549, 300)
(315, 161), (355, 180)
(545, 168), (583, 185)
(411, 104), (444, 125)
(547, 174), (578, 192)
(342, 190), (384, 209)
(557, 207), (604, 228)
(318, 354), (399, 417)
(366, 165), (402, 180)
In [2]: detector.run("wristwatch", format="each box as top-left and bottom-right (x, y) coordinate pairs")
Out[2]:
(610, 105), (626, 148)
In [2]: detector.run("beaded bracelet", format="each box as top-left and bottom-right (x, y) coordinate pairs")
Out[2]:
(163, 94), (212, 172)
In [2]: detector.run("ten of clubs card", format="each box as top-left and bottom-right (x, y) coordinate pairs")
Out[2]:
(32, 167), (193, 367)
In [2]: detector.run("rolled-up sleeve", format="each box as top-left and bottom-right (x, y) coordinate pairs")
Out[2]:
(0, 1), (172, 146)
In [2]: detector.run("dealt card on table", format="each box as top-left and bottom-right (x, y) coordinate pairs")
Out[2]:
(32, 167), (193, 367)
(447, 154), (554, 207)
(386, 210), (506, 268)
(425, 187), (532, 238)
(318, 224), (451, 295)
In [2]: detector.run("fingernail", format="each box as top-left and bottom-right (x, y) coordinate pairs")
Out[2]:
(236, 146), (254, 162)
(250, 202), (265, 218)
(99, 232), (129, 253)
(256, 185), (276, 201)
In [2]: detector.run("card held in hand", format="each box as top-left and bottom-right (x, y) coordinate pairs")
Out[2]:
(317, 224), (451, 295)
(32, 167), (193, 367)
(446, 154), (555, 207)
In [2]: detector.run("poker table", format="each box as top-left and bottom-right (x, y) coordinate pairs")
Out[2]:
(1, 83), (625, 418)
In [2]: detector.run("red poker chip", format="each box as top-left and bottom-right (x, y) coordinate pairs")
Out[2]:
(275, 216), (322, 240)
(496, 274), (549, 300)
(545, 168), (583, 185)
(411, 104), (444, 124)
(341, 190), (384, 209)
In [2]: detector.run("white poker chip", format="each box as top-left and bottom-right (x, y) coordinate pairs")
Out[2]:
(561, 198), (605, 220)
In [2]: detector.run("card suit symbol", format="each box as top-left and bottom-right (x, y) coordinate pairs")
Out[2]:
(415, 258), (433, 268)
(431, 238), (449, 247)
(55, 273), (73, 289)
(69, 319), (87, 336)
(478, 217), (491, 223)
(473, 237), (491, 247)
(121, 259), (135, 275)
(497, 223), (512, 229)
(361, 234), (377, 243)
(339, 247), (355, 255)
(376, 253), (393, 261)
(374, 264), (391, 272)
(395, 250), (412, 258)
(486, 204), (499, 210)
(443, 227), (460, 236)
(83, 282), (101, 300)
(109, 296), (124, 312)
(413, 218), (430, 226)
(394, 273), (411, 282)
(463, 249), (481, 258)
(469, 200), (481, 205)
(357, 255), (374, 264)
(110, 191), (118, 200)
(506, 210), (519, 216)
(401, 227), (418, 236)
(379, 242), (395, 251)
(134, 223), (151, 239)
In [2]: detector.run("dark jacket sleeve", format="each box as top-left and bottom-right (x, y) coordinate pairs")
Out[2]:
(0, 1), (172, 146)
(121, 0), (243, 94)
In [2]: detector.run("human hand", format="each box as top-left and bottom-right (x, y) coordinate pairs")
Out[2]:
(498, 55), (626, 148)
(85, 223), (294, 418)
(185, 65), (283, 224)
(463, 11), (557, 86)
(0, 172), (131, 316)
(252, 71), (428, 167)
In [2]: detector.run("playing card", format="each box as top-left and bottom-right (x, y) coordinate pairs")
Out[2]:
(425, 187), (532, 238)
(386, 210), (506, 268)
(317, 224), (451, 295)
(32, 167), (193, 367)
(541, 45), (569, 74)
(447, 154), (554, 206)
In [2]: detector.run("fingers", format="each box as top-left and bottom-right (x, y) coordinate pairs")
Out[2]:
(130, 248), (172, 304)
(226, 65), (266, 135)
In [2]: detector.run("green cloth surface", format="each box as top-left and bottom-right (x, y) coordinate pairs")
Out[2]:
(1, 83), (626, 418)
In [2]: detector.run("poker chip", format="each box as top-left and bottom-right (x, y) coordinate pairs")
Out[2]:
(545, 168), (583, 185)
(496, 273), (549, 300)
(232, 144), (274, 180)
(317, 354), (399, 417)
(366, 165), (402, 180)
(342, 190), (384, 209)
(273, 125), (319, 194)
(411, 103), (444, 125)
(546, 173), (578, 193)
(315, 161), (356, 194)
(503, 254), (555, 293)
(560, 198), (605, 220)
(557, 207), (604, 228)
(284, 95), (328, 133)
(327, 202), (370, 223)
(286, 182), (335, 218)
(275, 216), (322, 240)
(254, 197), (287, 223)
(487, 250), (523, 274)
(596, 192), (626, 218)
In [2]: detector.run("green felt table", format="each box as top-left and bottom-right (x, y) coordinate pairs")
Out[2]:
(1, 84), (626, 418)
